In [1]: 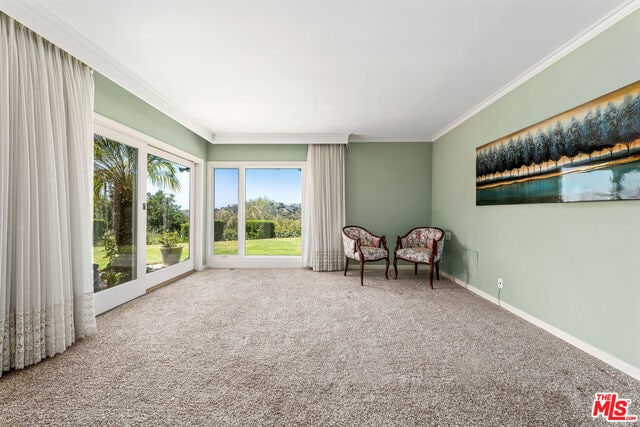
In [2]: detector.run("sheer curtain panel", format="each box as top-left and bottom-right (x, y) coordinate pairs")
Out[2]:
(0, 13), (96, 376)
(302, 144), (346, 271)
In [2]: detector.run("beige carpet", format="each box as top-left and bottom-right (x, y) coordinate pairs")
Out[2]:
(1, 268), (638, 426)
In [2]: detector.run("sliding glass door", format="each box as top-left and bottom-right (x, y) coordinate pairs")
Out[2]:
(93, 120), (198, 314)
(93, 134), (139, 290)
(145, 148), (194, 286)
(93, 133), (144, 312)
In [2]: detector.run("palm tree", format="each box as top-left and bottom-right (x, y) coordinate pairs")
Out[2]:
(94, 135), (180, 247)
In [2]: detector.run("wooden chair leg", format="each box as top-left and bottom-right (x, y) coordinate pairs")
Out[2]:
(359, 260), (365, 286)
(384, 257), (389, 279)
(429, 264), (434, 289)
(344, 257), (349, 276)
(435, 261), (440, 280)
(393, 257), (398, 279)
(414, 263), (418, 275)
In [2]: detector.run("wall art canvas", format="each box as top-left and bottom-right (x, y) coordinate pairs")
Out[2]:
(476, 81), (640, 205)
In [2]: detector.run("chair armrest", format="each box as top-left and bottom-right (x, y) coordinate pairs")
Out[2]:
(342, 233), (357, 257)
(430, 237), (439, 255)
(380, 235), (388, 251)
(394, 236), (402, 252)
(354, 237), (365, 259)
(429, 238), (437, 262)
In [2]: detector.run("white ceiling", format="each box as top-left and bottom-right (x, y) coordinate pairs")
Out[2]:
(2, 0), (636, 142)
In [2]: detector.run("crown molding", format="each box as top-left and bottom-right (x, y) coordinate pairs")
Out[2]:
(431, 0), (640, 142)
(348, 135), (432, 143)
(212, 133), (431, 144)
(0, 0), (215, 143)
(213, 133), (350, 144)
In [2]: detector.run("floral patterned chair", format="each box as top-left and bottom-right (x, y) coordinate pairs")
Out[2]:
(342, 225), (389, 286)
(393, 227), (445, 289)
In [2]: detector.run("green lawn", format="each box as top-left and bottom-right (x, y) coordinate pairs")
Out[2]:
(93, 244), (190, 270)
(215, 237), (301, 255)
(93, 237), (300, 270)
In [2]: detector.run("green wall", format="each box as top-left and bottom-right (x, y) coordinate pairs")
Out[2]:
(346, 142), (432, 246)
(208, 144), (307, 161)
(432, 11), (640, 370)
(94, 72), (209, 160)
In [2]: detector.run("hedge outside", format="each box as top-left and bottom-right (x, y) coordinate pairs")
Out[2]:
(93, 218), (106, 245)
(246, 220), (276, 240)
(214, 220), (225, 241)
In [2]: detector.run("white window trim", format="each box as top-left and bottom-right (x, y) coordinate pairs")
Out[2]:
(207, 161), (305, 269)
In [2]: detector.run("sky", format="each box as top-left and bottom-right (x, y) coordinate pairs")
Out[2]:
(146, 167), (302, 210)
(147, 163), (191, 209)
(214, 168), (302, 208)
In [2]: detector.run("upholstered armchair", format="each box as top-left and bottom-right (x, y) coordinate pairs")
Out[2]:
(342, 225), (389, 286)
(393, 227), (445, 289)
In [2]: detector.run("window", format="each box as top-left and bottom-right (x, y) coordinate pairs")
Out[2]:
(210, 162), (304, 266)
(93, 134), (138, 291)
(213, 168), (239, 255)
(146, 152), (192, 273)
(245, 168), (301, 255)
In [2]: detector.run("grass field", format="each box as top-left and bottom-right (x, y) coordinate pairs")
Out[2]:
(94, 237), (301, 270)
(93, 244), (190, 270)
(214, 237), (301, 255)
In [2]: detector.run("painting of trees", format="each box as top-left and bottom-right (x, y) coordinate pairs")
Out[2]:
(476, 81), (640, 204)
(548, 122), (564, 167)
(618, 94), (640, 154)
(563, 118), (581, 162)
(476, 81), (640, 185)
(601, 102), (619, 157)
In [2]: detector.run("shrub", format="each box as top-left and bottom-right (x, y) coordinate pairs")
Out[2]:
(146, 230), (160, 245)
(180, 222), (189, 242)
(93, 218), (106, 245)
(159, 231), (181, 248)
(275, 219), (301, 238)
(223, 228), (237, 241)
(214, 220), (225, 241)
(101, 270), (123, 287)
(246, 220), (276, 240)
(100, 229), (119, 261)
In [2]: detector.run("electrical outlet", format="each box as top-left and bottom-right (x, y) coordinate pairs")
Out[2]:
(445, 231), (452, 241)
(497, 277), (504, 290)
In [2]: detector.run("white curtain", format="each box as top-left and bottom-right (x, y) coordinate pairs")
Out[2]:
(302, 144), (346, 271)
(0, 13), (96, 376)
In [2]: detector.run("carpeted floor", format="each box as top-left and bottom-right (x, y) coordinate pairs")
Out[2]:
(1, 268), (638, 426)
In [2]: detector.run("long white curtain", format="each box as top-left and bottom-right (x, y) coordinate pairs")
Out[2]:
(302, 144), (345, 271)
(0, 13), (96, 376)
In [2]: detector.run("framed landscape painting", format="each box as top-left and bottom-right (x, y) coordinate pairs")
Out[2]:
(476, 80), (640, 205)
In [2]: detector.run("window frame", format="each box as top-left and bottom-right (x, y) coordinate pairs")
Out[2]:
(207, 161), (305, 268)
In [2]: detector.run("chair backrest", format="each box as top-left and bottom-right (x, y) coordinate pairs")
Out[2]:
(400, 227), (444, 260)
(343, 226), (381, 248)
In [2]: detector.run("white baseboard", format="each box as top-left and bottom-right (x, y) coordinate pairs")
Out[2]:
(207, 256), (302, 269)
(440, 271), (640, 381)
